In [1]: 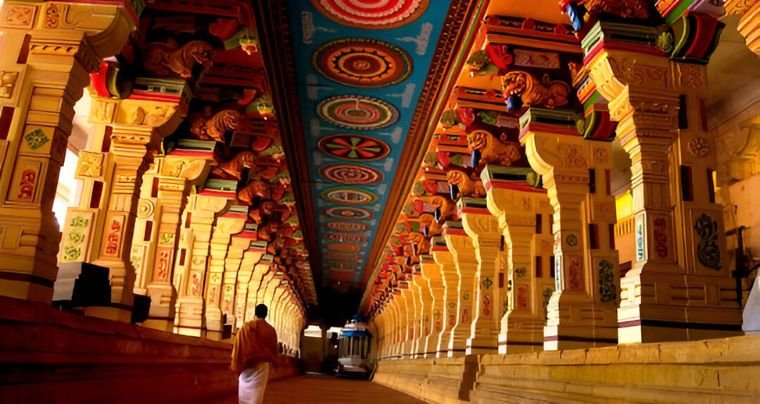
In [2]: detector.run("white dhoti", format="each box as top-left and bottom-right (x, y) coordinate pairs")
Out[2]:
(238, 362), (270, 404)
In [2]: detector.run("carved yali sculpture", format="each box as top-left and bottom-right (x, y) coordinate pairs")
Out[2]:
(190, 109), (241, 142)
(143, 39), (214, 79)
(467, 129), (521, 167)
(212, 150), (256, 180)
(501, 71), (571, 110)
(447, 169), (486, 199)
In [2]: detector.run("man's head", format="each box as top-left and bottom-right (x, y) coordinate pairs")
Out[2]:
(255, 304), (268, 319)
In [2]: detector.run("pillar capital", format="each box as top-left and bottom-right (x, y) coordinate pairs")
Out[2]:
(726, 0), (760, 54)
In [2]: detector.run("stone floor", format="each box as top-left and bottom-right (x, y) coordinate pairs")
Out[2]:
(263, 374), (424, 403)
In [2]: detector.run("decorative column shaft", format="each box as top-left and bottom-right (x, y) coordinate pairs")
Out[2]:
(443, 221), (478, 357)
(521, 109), (619, 349)
(588, 43), (741, 342)
(460, 198), (501, 354)
(173, 193), (228, 336)
(420, 255), (444, 358)
(0, 1), (134, 302)
(432, 238), (460, 357)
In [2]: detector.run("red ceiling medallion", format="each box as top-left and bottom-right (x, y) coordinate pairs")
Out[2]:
(310, 0), (430, 29)
(320, 164), (383, 185)
(327, 221), (368, 232)
(318, 134), (390, 161)
(324, 206), (374, 219)
(326, 232), (367, 243)
(313, 38), (412, 88)
(325, 243), (361, 252)
(317, 95), (399, 130)
(322, 187), (378, 204)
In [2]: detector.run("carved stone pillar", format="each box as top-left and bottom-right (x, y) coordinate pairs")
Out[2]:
(131, 154), (212, 330)
(443, 221), (478, 357)
(406, 274), (422, 357)
(221, 228), (254, 329)
(82, 96), (185, 322)
(234, 244), (265, 330)
(398, 285), (414, 358)
(521, 109), (619, 349)
(460, 198), (501, 354)
(0, 1), (134, 302)
(419, 257), (442, 358)
(245, 258), (272, 322)
(174, 193), (228, 336)
(482, 165), (554, 354)
(205, 208), (246, 340)
(431, 238), (460, 357)
(588, 47), (741, 342)
(726, 0), (760, 55)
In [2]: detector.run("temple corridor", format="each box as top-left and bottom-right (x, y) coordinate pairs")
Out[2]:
(1, 0), (760, 402)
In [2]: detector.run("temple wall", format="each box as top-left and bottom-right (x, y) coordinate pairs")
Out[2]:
(374, 335), (760, 403)
(0, 297), (300, 402)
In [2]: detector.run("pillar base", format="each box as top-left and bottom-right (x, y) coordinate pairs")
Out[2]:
(466, 335), (498, 355)
(84, 305), (132, 323)
(543, 324), (618, 351)
(498, 326), (544, 355)
(142, 318), (173, 332)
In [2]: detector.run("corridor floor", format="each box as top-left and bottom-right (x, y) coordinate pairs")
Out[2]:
(263, 374), (424, 403)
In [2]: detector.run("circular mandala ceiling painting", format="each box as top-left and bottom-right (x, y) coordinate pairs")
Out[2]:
(322, 187), (378, 204)
(325, 243), (361, 252)
(313, 38), (412, 88)
(324, 206), (374, 219)
(327, 221), (368, 232)
(321, 164), (383, 185)
(310, 0), (430, 29)
(317, 95), (398, 130)
(318, 134), (390, 161)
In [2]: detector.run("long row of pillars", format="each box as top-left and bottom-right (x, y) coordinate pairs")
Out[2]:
(0, 1), (307, 353)
(372, 7), (756, 356)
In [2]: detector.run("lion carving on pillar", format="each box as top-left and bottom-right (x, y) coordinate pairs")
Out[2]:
(447, 169), (486, 198)
(501, 71), (571, 109)
(190, 110), (241, 142)
(467, 129), (522, 166)
(143, 40), (214, 79)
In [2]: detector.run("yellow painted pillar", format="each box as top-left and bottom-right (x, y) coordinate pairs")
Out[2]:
(81, 94), (185, 322)
(234, 245), (265, 330)
(245, 258), (273, 322)
(443, 221), (478, 357)
(173, 193), (229, 336)
(414, 261), (435, 357)
(431, 237), (460, 357)
(131, 153), (212, 330)
(398, 284), (414, 358)
(420, 255), (444, 358)
(588, 47), (741, 342)
(390, 292), (403, 357)
(521, 109), (619, 349)
(204, 208), (246, 340)
(482, 165), (554, 354)
(460, 198), (501, 354)
(726, 0), (760, 54)
(221, 230), (252, 329)
(0, 1), (135, 302)
(406, 273), (422, 357)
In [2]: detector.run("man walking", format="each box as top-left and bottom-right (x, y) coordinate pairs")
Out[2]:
(231, 304), (279, 404)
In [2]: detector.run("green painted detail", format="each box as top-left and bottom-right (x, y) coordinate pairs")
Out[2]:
(24, 129), (48, 150)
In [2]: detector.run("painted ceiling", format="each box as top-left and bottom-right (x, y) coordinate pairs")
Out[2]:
(284, 0), (453, 290)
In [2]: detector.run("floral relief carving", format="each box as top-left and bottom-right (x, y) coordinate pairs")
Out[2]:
(0, 71), (19, 98)
(76, 151), (104, 178)
(2, 5), (36, 28)
(558, 144), (587, 168)
(45, 3), (60, 28)
(694, 213), (721, 270)
(688, 136), (710, 157)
